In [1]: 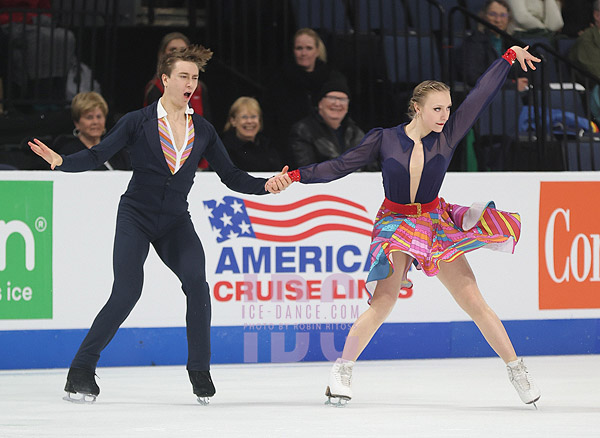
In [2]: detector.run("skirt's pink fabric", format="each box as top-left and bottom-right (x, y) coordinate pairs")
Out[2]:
(365, 198), (521, 296)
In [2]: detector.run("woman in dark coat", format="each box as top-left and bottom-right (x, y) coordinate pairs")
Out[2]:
(263, 28), (347, 167)
(222, 96), (282, 171)
(53, 91), (130, 170)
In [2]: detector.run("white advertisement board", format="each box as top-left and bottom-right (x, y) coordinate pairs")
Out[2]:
(1, 171), (600, 331)
(1, 171), (599, 368)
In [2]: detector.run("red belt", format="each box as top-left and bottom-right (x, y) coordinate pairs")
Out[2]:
(382, 197), (440, 217)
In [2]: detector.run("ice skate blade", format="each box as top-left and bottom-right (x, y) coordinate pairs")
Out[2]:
(528, 397), (540, 410)
(325, 396), (350, 407)
(63, 392), (97, 404)
(196, 396), (211, 405)
(324, 386), (350, 407)
(325, 386), (350, 408)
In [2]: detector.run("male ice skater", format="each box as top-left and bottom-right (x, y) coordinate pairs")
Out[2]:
(30, 45), (290, 404)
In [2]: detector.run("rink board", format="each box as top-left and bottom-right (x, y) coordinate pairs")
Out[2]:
(1, 318), (599, 369)
(0, 171), (599, 369)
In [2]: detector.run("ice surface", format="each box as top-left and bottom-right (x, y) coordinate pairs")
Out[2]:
(1, 355), (599, 437)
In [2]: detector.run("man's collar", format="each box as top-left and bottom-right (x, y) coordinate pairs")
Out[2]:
(157, 98), (194, 118)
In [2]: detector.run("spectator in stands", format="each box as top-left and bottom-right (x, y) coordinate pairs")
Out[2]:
(460, 0), (529, 92)
(0, 0), (76, 107)
(0, 25), (6, 114)
(560, 0), (595, 37)
(53, 91), (130, 170)
(568, 0), (600, 121)
(144, 32), (211, 121)
(263, 28), (348, 168)
(222, 97), (282, 171)
(0, 78), (4, 115)
(290, 78), (375, 170)
(506, 0), (563, 38)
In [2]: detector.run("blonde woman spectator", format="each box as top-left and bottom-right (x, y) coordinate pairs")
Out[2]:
(263, 28), (347, 167)
(53, 92), (130, 170)
(222, 97), (282, 171)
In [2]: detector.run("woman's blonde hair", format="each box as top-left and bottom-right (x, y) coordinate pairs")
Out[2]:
(224, 97), (263, 132)
(71, 91), (108, 122)
(407, 80), (450, 119)
(294, 28), (327, 62)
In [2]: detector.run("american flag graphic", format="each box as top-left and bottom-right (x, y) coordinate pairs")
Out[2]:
(203, 195), (374, 243)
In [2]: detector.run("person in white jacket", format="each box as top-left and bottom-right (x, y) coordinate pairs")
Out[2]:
(507, 0), (564, 35)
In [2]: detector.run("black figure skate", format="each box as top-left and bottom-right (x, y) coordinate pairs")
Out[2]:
(63, 368), (100, 404)
(188, 370), (216, 405)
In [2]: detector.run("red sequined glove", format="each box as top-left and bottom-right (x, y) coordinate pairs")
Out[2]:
(502, 48), (517, 64)
(287, 169), (301, 182)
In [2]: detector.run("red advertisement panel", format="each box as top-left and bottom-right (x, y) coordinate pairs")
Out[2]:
(539, 181), (600, 309)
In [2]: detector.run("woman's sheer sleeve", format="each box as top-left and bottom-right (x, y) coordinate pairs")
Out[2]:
(294, 128), (383, 183)
(443, 55), (512, 150)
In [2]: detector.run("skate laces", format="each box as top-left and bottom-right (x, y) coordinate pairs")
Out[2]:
(508, 360), (532, 390)
(334, 362), (353, 387)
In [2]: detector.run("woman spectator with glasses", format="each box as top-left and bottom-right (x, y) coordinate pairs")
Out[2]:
(459, 0), (529, 92)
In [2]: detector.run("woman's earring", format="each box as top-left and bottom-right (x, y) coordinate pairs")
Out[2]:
(73, 128), (80, 137)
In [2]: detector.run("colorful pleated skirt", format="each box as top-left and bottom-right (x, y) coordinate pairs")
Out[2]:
(365, 197), (521, 296)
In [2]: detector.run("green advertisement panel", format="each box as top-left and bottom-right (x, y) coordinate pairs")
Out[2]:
(0, 181), (53, 319)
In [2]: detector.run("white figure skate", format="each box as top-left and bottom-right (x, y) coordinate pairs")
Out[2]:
(507, 358), (541, 407)
(325, 358), (354, 407)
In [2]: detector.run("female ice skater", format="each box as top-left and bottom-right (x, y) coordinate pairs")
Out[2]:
(29, 45), (290, 404)
(274, 45), (542, 407)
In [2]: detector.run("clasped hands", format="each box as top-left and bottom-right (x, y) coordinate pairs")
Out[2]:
(265, 165), (293, 194)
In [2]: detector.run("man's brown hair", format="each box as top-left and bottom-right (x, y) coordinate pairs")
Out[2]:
(157, 45), (213, 79)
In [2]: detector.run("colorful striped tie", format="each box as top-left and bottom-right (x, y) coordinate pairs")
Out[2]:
(158, 115), (195, 174)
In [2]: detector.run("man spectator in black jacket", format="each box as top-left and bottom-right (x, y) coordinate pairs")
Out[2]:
(289, 79), (375, 169)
